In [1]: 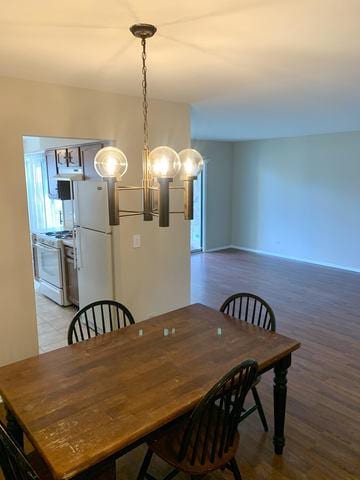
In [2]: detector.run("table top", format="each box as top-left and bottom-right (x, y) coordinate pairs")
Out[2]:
(0, 303), (300, 479)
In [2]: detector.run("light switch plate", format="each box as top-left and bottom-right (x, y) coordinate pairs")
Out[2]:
(133, 234), (141, 248)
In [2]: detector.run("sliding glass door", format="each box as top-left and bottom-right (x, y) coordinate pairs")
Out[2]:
(191, 171), (203, 252)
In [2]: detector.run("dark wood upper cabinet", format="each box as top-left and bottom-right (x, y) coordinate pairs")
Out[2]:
(56, 149), (67, 168)
(45, 149), (59, 199)
(45, 142), (107, 199)
(67, 147), (81, 167)
(81, 143), (104, 180)
(56, 147), (81, 168)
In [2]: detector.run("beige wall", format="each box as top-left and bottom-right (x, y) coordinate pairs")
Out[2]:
(232, 132), (360, 271)
(194, 132), (360, 272)
(0, 76), (191, 367)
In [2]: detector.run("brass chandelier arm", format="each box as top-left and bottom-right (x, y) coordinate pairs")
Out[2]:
(115, 182), (191, 221)
(149, 186), (186, 190)
(119, 209), (144, 214)
(119, 211), (158, 218)
(151, 210), (185, 214)
(149, 186), (185, 190)
(121, 186), (185, 191)
(119, 213), (143, 218)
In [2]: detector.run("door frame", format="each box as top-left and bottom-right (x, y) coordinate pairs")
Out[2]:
(191, 165), (205, 253)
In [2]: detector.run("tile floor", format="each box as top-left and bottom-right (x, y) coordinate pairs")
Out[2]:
(35, 286), (77, 353)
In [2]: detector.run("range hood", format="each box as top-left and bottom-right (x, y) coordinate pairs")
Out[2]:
(55, 173), (83, 181)
(56, 174), (83, 200)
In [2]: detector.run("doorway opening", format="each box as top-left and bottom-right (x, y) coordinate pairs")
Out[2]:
(23, 135), (106, 352)
(191, 170), (204, 252)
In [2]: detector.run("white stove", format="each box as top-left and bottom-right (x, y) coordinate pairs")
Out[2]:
(32, 230), (73, 306)
(35, 230), (73, 246)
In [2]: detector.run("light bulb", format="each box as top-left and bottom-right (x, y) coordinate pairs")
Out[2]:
(179, 149), (204, 179)
(149, 146), (181, 179)
(94, 147), (128, 179)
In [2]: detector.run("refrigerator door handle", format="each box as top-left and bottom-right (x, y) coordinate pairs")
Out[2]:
(73, 227), (78, 271)
(71, 181), (77, 271)
(74, 228), (82, 270)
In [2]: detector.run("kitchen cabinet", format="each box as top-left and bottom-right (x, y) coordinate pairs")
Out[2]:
(64, 246), (79, 306)
(45, 149), (59, 199)
(81, 143), (104, 180)
(56, 147), (81, 168)
(45, 142), (108, 199)
(56, 149), (68, 168)
(67, 147), (81, 167)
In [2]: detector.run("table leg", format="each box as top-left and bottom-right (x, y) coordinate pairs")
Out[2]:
(5, 405), (23, 449)
(273, 353), (291, 455)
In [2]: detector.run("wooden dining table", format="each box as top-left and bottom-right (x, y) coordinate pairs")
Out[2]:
(0, 303), (300, 479)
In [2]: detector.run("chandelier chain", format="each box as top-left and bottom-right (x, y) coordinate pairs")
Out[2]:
(141, 38), (149, 150)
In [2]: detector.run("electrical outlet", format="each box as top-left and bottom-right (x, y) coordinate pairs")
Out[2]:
(133, 234), (141, 248)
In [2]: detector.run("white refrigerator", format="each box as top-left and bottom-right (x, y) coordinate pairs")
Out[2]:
(73, 180), (114, 308)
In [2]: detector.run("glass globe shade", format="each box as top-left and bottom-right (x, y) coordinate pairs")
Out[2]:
(149, 146), (181, 179)
(179, 149), (204, 178)
(94, 147), (128, 179)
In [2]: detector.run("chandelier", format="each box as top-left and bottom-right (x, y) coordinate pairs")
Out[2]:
(93, 23), (204, 227)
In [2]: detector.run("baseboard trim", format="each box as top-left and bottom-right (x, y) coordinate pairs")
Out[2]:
(204, 245), (233, 253)
(203, 244), (360, 273)
(227, 245), (360, 274)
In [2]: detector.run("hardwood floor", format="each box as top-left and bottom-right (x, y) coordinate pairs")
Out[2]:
(1, 249), (359, 479)
(117, 250), (360, 480)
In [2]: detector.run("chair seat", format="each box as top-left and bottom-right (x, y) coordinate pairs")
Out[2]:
(28, 450), (116, 480)
(148, 412), (240, 475)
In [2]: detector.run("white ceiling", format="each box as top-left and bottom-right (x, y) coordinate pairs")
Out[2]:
(1, 0), (360, 140)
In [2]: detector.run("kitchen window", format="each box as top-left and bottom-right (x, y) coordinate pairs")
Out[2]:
(24, 152), (63, 232)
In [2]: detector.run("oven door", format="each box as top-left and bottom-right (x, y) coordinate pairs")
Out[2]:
(36, 243), (63, 288)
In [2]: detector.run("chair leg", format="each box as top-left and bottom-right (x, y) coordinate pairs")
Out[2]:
(137, 448), (154, 480)
(229, 458), (242, 480)
(252, 386), (268, 432)
(163, 469), (180, 480)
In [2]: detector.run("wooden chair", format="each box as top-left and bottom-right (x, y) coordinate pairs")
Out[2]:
(0, 421), (115, 480)
(137, 359), (258, 480)
(220, 293), (276, 432)
(68, 299), (135, 345)
(0, 420), (38, 480)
